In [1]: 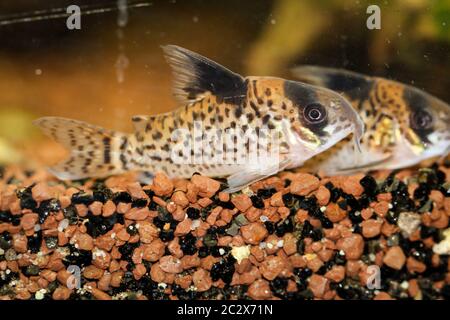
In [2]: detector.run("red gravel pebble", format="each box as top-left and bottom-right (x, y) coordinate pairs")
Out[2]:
(191, 175), (220, 198)
(361, 219), (382, 238)
(315, 185), (331, 206)
(383, 246), (406, 270)
(336, 234), (364, 260)
(240, 222), (268, 245)
(308, 274), (328, 298)
(152, 173), (174, 196)
(247, 279), (272, 300)
(192, 269), (212, 292)
(159, 256), (183, 273)
(231, 194), (253, 212)
(20, 213), (38, 231)
(290, 173), (320, 196)
(259, 255), (286, 280)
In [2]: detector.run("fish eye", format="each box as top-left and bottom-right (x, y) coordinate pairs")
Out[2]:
(410, 110), (433, 131)
(303, 103), (327, 125)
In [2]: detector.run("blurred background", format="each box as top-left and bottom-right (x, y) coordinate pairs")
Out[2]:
(0, 0), (449, 166)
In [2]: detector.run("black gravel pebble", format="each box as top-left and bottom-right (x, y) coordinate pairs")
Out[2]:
(186, 207), (200, 219)
(250, 195), (265, 209)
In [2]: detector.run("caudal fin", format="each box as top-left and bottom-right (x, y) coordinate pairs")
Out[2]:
(34, 117), (131, 180)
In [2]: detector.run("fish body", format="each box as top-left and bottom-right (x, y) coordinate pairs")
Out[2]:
(292, 66), (450, 174)
(35, 46), (363, 192)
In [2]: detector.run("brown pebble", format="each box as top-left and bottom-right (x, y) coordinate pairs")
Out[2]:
(282, 233), (297, 256)
(138, 221), (159, 244)
(126, 182), (147, 199)
(201, 256), (219, 271)
(290, 173), (320, 196)
(383, 246), (406, 270)
(150, 263), (166, 282)
(32, 182), (56, 202)
(98, 273), (111, 291)
(84, 265), (104, 279)
(20, 213), (38, 231)
(133, 263), (147, 280)
(72, 232), (94, 251)
(159, 256), (183, 273)
(206, 206), (222, 225)
(316, 186), (331, 206)
(88, 201), (103, 216)
(116, 202), (131, 214)
(361, 208), (374, 220)
(218, 192), (230, 202)
(171, 191), (189, 207)
(91, 287), (111, 300)
(247, 279), (272, 300)
(220, 209), (233, 224)
(361, 219), (382, 238)
(92, 250), (111, 270)
(116, 227), (130, 242)
(259, 255), (286, 280)
(341, 175), (364, 197)
(181, 255), (201, 269)
(231, 194), (252, 212)
(325, 203), (347, 223)
(308, 274), (328, 298)
(13, 234), (28, 253)
(52, 287), (72, 300)
(102, 201), (116, 217)
(250, 245), (265, 262)
(174, 218), (192, 236)
(240, 222), (268, 245)
(336, 234), (364, 260)
(191, 175), (220, 198)
(374, 292), (393, 300)
(270, 191), (284, 207)
(294, 209), (309, 223)
(175, 274), (193, 290)
(168, 238), (184, 258)
(124, 207), (149, 220)
(306, 256), (324, 272)
(324, 265), (345, 283)
(94, 233), (115, 251)
(408, 279), (420, 298)
(142, 239), (165, 262)
(373, 201), (389, 217)
(152, 172), (174, 196)
(110, 271), (124, 287)
(192, 269), (212, 292)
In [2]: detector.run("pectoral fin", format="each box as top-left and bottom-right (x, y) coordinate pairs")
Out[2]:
(223, 157), (291, 193)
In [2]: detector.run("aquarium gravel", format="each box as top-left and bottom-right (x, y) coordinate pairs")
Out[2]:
(0, 163), (449, 300)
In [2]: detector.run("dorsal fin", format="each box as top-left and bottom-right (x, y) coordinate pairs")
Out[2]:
(161, 45), (247, 105)
(291, 66), (372, 97)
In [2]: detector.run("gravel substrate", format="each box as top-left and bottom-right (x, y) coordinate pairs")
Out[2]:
(0, 163), (449, 300)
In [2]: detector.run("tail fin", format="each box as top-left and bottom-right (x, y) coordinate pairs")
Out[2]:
(34, 117), (131, 180)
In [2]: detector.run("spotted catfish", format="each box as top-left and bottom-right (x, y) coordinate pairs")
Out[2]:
(34, 45), (363, 192)
(292, 66), (450, 174)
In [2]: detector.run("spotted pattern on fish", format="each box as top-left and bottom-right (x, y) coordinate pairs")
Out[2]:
(34, 46), (363, 191)
(293, 66), (450, 174)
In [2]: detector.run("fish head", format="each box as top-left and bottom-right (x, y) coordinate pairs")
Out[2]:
(399, 85), (450, 161)
(277, 79), (364, 158)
